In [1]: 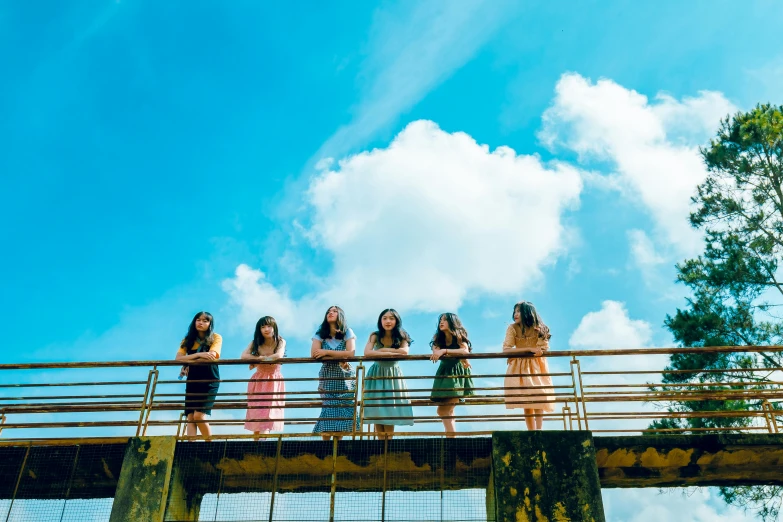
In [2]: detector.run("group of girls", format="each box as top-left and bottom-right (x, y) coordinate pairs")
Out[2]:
(175, 301), (554, 439)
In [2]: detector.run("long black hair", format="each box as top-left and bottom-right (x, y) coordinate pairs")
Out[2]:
(430, 312), (472, 351)
(513, 301), (551, 340)
(317, 305), (347, 340)
(374, 308), (412, 348)
(181, 311), (215, 350)
(251, 316), (281, 355)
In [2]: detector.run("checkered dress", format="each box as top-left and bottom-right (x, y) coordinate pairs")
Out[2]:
(313, 339), (359, 433)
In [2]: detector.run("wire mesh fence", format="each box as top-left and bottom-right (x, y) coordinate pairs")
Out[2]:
(162, 436), (493, 522)
(0, 442), (123, 522)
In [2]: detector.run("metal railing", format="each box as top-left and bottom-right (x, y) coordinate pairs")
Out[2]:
(1, 345), (782, 440)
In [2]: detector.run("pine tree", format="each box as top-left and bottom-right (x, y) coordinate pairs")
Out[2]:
(654, 104), (783, 520)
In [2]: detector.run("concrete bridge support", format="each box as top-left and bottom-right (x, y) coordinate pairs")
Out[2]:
(491, 431), (606, 522)
(109, 436), (203, 522)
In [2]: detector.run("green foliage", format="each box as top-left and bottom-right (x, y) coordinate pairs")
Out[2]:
(656, 104), (783, 520)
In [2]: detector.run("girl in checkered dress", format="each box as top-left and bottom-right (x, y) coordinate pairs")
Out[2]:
(311, 305), (359, 439)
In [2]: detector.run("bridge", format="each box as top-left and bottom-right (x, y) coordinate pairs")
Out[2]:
(1, 346), (782, 521)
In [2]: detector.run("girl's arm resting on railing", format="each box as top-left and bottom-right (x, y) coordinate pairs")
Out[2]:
(176, 350), (216, 362)
(451, 343), (471, 356)
(240, 342), (258, 369)
(363, 334), (378, 357)
(311, 339), (324, 359)
(502, 325), (540, 355)
(317, 338), (356, 359)
(368, 342), (410, 358)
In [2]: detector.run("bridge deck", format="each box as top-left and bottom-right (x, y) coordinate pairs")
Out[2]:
(1, 433), (781, 500)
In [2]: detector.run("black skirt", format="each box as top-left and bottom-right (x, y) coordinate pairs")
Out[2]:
(184, 365), (220, 415)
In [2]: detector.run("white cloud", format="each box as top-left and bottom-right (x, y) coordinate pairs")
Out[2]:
(626, 229), (678, 294)
(628, 229), (665, 271)
(540, 73), (737, 256)
(314, 1), (516, 161)
(570, 300), (653, 351)
(225, 120), (583, 335)
(603, 488), (757, 522)
(569, 301), (668, 434)
(221, 264), (322, 339)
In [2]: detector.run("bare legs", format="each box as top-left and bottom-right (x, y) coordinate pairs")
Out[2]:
(524, 408), (544, 431)
(374, 424), (395, 439)
(437, 398), (459, 436)
(185, 411), (212, 439)
(253, 429), (270, 441)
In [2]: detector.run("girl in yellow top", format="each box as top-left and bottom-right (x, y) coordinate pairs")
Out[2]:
(502, 301), (554, 431)
(175, 311), (222, 439)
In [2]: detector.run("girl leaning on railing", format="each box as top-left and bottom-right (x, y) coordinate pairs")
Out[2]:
(429, 312), (474, 436)
(241, 316), (286, 438)
(175, 311), (222, 439)
(502, 301), (555, 431)
(362, 309), (414, 438)
(311, 305), (359, 440)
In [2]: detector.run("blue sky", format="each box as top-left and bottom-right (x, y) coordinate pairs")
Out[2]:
(2, 1), (783, 520)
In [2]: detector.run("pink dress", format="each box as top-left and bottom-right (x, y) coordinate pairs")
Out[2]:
(244, 362), (285, 432)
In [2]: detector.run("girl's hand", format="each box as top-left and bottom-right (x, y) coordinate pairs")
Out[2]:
(530, 347), (543, 356)
(430, 349), (444, 362)
(312, 347), (327, 359)
(200, 352), (217, 361)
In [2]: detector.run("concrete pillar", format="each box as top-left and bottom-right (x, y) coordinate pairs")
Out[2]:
(491, 431), (605, 522)
(165, 466), (203, 521)
(109, 437), (177, 522)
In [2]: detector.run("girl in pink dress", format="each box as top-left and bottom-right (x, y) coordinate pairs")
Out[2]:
(242, 316), (286, 436)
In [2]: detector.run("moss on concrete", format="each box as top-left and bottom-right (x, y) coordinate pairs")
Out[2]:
(595, 433), (783, 488)
(492, 431), (605, 522)
(109, 437), (176, 522)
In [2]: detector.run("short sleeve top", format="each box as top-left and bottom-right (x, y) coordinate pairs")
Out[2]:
(177, 333), (223, 358)
(313, 328), (356, 351)
(502, 324), (548, 351)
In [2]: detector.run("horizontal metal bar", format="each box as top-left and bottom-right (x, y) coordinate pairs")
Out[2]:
(2, 344), (783, 370)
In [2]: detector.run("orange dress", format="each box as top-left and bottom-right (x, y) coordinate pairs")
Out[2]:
(502, 324), (555, 412)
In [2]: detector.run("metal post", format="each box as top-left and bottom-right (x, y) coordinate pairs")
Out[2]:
(212, 441), (228, 521)
(353, 363), (363, 440)
(381, 436), (389, 522)
(357, 363), (367, 440)
(57, 445), (81, 522)
(136, 369), (156, 436)
(141, 368), (159, 436)
(329, 437), (338, 522)
(0, 412), (6, 438)
(268, 435), (283, 522)
(439, 437), (445, 521)
(175, 412), (185, 437)
(5, 444), (31, 522)
(569, 358), (583, 430)
(763, 400), (779, 434)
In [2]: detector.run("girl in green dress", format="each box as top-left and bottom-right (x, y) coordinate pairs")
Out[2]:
(429, 313), (474, 435)
(362, 309), (414, 438)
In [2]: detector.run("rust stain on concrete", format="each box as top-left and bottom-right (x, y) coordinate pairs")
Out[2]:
(595, 448), (636, 468)
(639, 447), (693, 468)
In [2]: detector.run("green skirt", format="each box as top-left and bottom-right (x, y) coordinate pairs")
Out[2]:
(430, 359), (474, 402)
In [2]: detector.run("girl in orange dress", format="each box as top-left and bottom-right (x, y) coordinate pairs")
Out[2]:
(502, 301), (554, 430)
